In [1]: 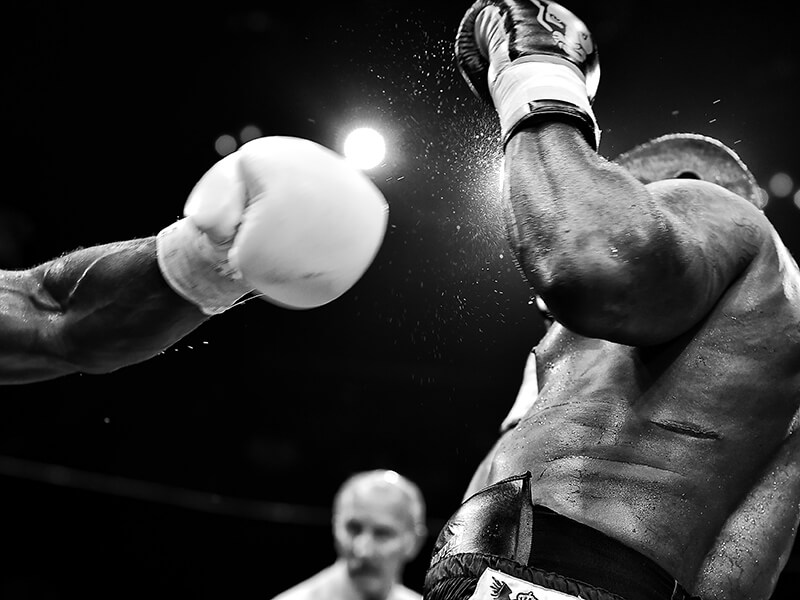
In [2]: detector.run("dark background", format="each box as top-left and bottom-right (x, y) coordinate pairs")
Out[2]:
(2, 1), (799, 598)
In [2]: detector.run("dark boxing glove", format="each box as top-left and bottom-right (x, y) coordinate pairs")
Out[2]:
(456, 0), (601, 149)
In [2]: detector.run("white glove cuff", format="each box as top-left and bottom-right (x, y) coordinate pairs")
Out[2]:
(491, 59), (599, 146)
(156, 218), (252, 315)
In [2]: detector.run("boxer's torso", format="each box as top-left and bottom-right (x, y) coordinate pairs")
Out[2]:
(470, 227), (800, 589)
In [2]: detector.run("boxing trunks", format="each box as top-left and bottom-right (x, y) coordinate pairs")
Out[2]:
(424, 473), (699, 600)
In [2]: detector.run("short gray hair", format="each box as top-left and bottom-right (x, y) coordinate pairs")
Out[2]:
(333, 469), (427, 532)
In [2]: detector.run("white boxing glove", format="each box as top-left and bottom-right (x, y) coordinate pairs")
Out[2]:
(157, 136), (389, 315)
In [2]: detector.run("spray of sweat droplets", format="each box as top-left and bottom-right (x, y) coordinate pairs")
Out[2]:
(328, 10), (539, 366)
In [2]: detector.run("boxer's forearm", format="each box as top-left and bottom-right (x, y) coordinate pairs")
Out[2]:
(0, 237), (209, 384)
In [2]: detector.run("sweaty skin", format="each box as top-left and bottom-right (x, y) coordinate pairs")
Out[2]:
(0, 238), (209, 383)
(463, 123), (800, 599)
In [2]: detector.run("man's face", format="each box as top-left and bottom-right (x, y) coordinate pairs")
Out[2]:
(333, 483), (417, 599)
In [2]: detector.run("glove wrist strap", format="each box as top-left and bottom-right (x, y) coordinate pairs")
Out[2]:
(156, 218), (252, 315)
(491, 60), (600, 149)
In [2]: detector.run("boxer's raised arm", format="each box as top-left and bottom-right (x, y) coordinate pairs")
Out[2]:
(456, 0), (770, 346)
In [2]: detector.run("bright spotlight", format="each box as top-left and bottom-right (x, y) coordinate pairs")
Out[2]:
(343, 127), (386, 170)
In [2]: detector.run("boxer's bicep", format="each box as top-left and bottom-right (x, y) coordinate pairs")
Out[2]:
(564, 178), (768, 347)
(648, 178), (767, 311)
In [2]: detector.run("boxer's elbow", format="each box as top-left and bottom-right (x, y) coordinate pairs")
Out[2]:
(532, 254), (691, 346)
(541, 291), (665, 346)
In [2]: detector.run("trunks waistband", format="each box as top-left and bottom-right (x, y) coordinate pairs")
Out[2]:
(424, 472), (698, 600)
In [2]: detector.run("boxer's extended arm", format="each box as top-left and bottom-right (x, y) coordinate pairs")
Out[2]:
(0, 136), (386, 384)
(503, 123), (769, 346)
(0, 237), (208, 384)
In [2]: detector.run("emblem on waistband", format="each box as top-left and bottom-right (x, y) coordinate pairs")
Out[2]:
(468, 568), (583, 600)
(491, 578), (537, 600)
